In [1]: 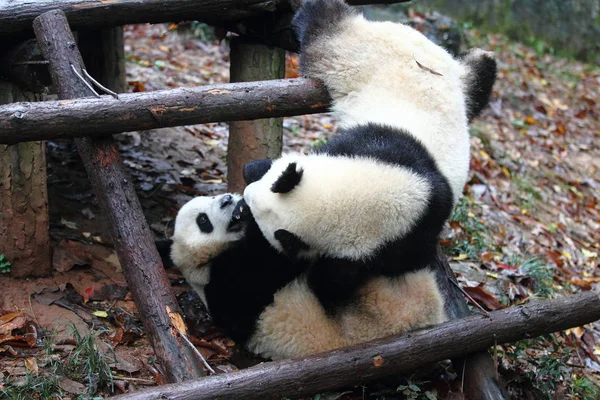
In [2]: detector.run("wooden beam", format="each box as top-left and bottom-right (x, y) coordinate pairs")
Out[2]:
(33, 9), (205, 382)
(0, 0), (412, 43)
(109, 292), (600, 400)
(0, 78), (330, 145)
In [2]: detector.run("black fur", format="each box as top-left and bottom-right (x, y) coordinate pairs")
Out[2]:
(156, 239), (174, 268)
(274, 229), (310, 258)
(460, 49), (497, 122)
(244, 159), (273, 185)
(292, 0), (356, 74)
(271, 162), (304, 193)
(204, 212), (307, 345)
(303, 123), (454, 314)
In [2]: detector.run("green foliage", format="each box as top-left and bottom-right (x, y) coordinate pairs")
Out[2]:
(517, 257), (555, 298)
(444, 196), (492, 259)
(0, 254), (11, 274)
(188, 21), (217, 42)
(65, 325), (114, 394)
(396, 379), (437, 400)
(512, 175), (543, 211)
(1, 325), (114, 399)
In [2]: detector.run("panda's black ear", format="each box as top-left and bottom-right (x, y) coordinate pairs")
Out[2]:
(271, 162), (303, 193)
(243, 159), (273, 184)
(274, 229), (310, 259)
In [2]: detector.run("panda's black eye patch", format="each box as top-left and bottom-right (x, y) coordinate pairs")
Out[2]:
(196, 213), (213, 233)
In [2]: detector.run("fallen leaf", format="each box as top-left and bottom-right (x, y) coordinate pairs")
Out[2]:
(463, 286), (503, 311)
(92, 311), (108, 318)
(58, 377), (86, 394)
(24, 357), (39, 376)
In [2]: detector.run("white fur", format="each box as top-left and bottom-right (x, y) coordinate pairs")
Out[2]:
(170, 194), (243, 309)
(302, 13), (471, 203)
(247, 269), (446, 360)
(243, 153), (431, 261)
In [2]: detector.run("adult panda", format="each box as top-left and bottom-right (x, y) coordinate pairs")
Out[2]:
(169, 194), (446, 360)
(241, 0), (497, 313)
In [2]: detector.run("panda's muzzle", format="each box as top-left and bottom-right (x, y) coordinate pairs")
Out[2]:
(227, 198), (250, 232)
(219, 194), (234, 209)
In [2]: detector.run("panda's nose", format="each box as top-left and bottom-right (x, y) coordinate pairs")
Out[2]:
(220, 194), (233, 208)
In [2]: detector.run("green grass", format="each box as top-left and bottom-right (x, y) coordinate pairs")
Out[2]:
(444, 196), (492, 260)
(1, 325), (114, 399)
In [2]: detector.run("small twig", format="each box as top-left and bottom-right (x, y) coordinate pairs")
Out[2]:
(178, 331), (216, 375)
(449, 278), (490, 317)
(70, 63), (100, 98)
(413, 54), (443, 76)
(82, 68), (120, 99)
(112, 376), (156, 385)
(493, 334), (499, 381)
(12, 60), (50, 65)
(460, 357), (466, 394)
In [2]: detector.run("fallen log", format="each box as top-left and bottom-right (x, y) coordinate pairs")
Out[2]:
(110, 292), (600, 400)
(0, 78), (330, 145)
(0, 0), (411, 43)
(33, 9), (205, 382)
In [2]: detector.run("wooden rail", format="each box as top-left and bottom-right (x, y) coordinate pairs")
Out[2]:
(0, 78), (330, 145)
(0, 0), (411, 42)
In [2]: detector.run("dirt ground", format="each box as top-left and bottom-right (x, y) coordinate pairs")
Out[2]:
(1, 13), (599, 400)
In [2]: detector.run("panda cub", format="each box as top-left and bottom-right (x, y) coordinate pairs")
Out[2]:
(242, 0), (497, 312)
(170, 194), (446, 360)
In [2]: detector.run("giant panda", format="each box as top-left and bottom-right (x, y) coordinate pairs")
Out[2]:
(170, 194), (447, 360)
(242, 0), (497, 312)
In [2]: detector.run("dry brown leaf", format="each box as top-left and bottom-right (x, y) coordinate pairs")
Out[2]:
(463, 286), (503, 311)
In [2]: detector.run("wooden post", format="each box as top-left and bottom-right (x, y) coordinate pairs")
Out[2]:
(227, 38), (285, 193)
(0, 81), (51, 278)
(433, 247), (507, 399)
(32, 9), (205, 382)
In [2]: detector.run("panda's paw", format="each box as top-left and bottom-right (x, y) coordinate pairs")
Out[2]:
(292, 0), (355, 47)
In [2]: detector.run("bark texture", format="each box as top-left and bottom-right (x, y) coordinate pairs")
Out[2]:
(0, 81), (51, 278)
(32, 9), (205, 382)
(228, 38), (285, 193)
(0, 78), (330, 145)
(110, 292), (600, 400)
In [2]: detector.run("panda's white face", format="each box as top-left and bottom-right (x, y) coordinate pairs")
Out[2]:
(243, 154), (430, 261)
(170, 194), (244, 306)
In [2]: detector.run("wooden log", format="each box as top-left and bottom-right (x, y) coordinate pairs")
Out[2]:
(0, 82), (51, 278)
(0, 0), (412, 42)
(227, 38), (285, 193)
(33, 9), (205, 382)
(432, 247), (507, 399)
(0, 78), (330, 145)
(109, 292), (600, 400)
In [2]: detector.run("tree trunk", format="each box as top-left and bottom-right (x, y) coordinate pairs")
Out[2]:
(32, 9), (205, 382)
(0, 81), (51, 278)
(0, 78), (329, 145)
(109, 291), (600, 400)
(228, 38), (285, 193)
